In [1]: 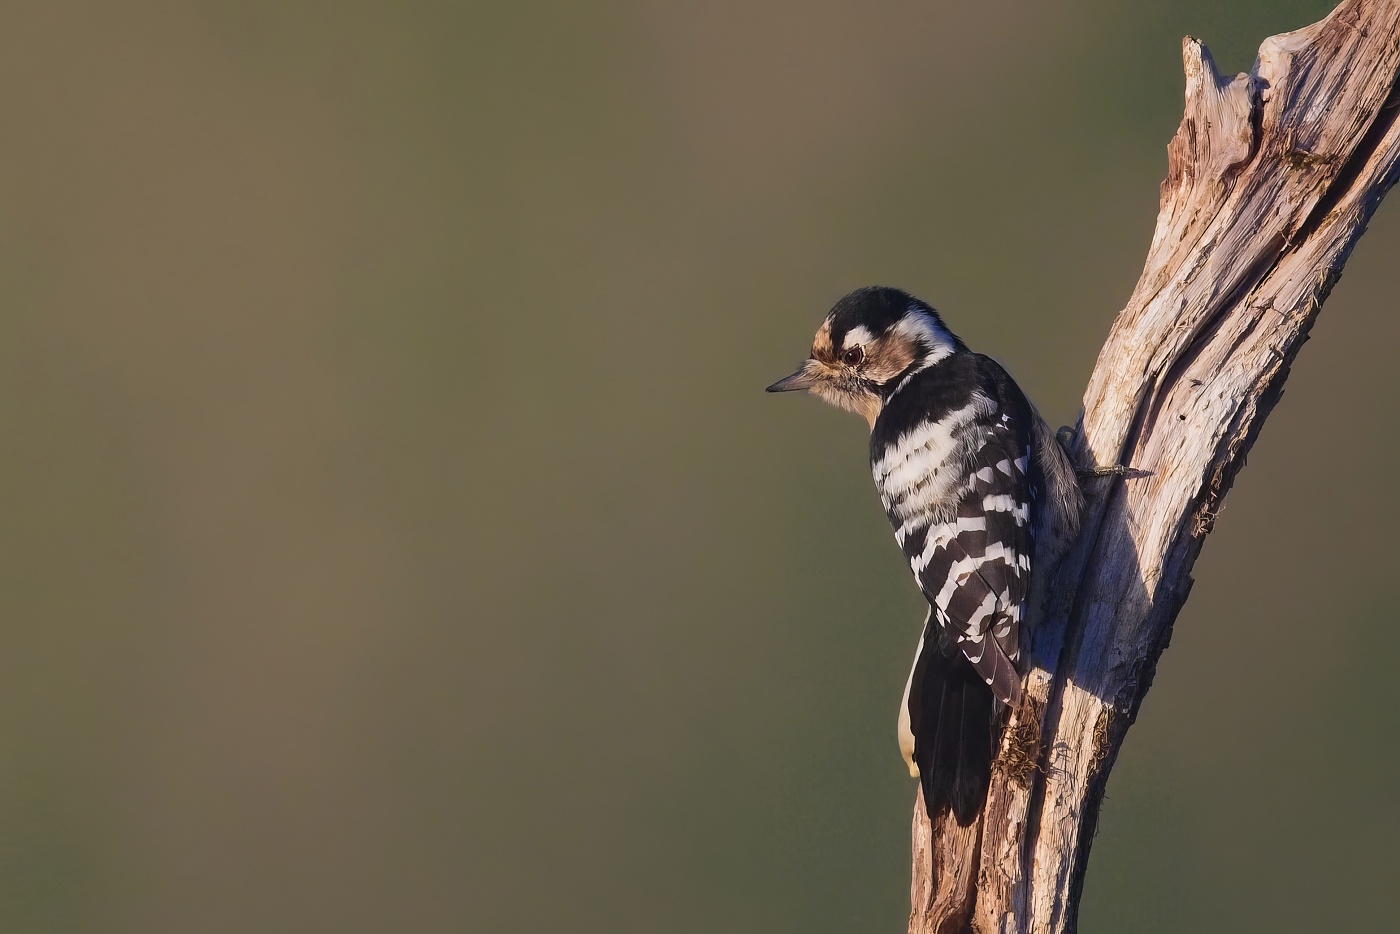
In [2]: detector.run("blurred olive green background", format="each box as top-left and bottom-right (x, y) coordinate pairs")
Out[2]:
(1, 1), (1395, 931)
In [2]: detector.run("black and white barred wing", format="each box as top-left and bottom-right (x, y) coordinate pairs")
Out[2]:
(904, 431), (1034, 704)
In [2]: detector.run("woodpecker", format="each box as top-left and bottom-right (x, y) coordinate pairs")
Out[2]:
(767, 286), (1082, 824)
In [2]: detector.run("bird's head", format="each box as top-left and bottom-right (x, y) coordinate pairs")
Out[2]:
(766, 286), (963, 426)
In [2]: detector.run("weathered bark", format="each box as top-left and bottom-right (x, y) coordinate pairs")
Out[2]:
(909, 3), (1400, 932)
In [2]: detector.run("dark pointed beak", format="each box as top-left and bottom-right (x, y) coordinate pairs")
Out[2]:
(766, 362), (820, 393)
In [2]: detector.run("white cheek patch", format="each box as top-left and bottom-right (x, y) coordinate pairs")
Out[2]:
(893, 310), (957, 364)
(885, 309), (959, 398)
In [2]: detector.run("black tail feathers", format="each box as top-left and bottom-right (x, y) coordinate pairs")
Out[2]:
(909, 647), (998, 825)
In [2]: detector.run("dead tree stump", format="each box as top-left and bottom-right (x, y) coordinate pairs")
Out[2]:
(909, 2), (1400, 931)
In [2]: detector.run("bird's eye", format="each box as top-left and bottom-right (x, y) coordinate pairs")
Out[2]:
(842, 346), (865, 366)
